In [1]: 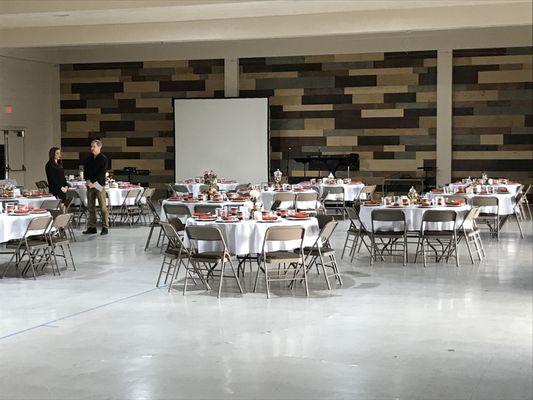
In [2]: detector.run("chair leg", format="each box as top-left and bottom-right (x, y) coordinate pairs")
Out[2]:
(253, 260), (261, 293)
(228, 259), (244, 294)
(465, 236), (475, 264)
(514, 214), (524, 239)
(217, 261), (225, 298)
(318, 253), (331, 290)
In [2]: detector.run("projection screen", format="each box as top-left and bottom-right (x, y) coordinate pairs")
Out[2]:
(174, 98), (269, 184)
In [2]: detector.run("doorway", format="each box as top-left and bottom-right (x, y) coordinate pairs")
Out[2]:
(0, 128), (26, 186)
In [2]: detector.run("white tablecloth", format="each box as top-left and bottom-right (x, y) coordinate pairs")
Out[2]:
(0, 212), (51, 243)
(69, 187), (144, 207)
(359, 204), (471, 232)
(261, 190), (318, 210)
(448, 183), (521, 194)
(427, 193), (516, 216)
(161, 200), (246, 218)
(2, 195), (56, 209)
(185, 217), (319, 256)
(176, 182), (239, 197)
(313, 183), (365, 201)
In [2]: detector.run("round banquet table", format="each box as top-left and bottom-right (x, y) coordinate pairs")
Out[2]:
(184, 217), (319, 256)
(2, 195), (56, 209)
(260, 190), (318, 210)
(161, 199), (246, 218)
(427, 193), (516, 216)
(313, 183), (365, 201)
(176, 182), (239, 197)
(0, 212), (51, 243)
(69, 187), (144, 207)
(359, 204), (471, 232)
(448, 182), (521, 194)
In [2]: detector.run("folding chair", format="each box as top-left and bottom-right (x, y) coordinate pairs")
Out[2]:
(301, 220), (342, 290)
(118, 188), (143, 227)
(253, 226), (307, 298)
(138, 187), (155, 225)
(414, 210), (459, 268)
(357, 185), (377, 202)
(185, 225), (243, 298)
(2, 215), (54, 279)
(295, 192), (319, 213)
(457, 207), (485, 263)
(66, 190), (87, 228)
(472, 196), (500, 239)
(35, 180), (49, 193)
(40, 199), (61, 210)
(321, 186), (347, 219)
(157, 222), (202, 293)
(47, 213), (76, 273)
(342, 203), (372, 262)
(271, 192), (296, 211)
(370, 209), (408, 266)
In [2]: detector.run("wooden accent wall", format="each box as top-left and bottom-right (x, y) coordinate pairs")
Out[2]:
(60, 60), (224, 188)
(239, 51), (438, 185)
(452, 47), (533, 183)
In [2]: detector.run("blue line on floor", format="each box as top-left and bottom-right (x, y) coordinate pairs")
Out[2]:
(0, 286), (162, 341)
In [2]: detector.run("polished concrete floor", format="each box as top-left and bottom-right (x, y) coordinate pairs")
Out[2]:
(0, 219), (531, 400)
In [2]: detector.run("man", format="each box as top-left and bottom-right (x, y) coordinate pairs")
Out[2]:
(83, 139), (109, 235)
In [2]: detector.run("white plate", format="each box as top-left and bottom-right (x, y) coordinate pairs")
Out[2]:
(9, 212), (30, 216)
(286, 216), (311, 220)
(257, 219), (280, 223)
(216, 219), (240, 223)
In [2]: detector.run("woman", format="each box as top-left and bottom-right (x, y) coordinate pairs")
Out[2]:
(45, 147), (69, 204)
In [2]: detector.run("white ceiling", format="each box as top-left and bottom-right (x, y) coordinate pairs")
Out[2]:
(0, 0), (530, 49)
(0, 0), (528, 28)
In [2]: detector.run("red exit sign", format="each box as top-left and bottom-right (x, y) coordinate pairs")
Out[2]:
(4, 105), (12, 113)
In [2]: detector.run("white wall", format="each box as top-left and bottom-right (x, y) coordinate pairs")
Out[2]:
(0, 55), (60, 188)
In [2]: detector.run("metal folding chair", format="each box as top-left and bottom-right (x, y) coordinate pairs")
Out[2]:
(370, 209), (408, 266)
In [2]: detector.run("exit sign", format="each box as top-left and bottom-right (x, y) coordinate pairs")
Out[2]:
(4, 105), (12, 113)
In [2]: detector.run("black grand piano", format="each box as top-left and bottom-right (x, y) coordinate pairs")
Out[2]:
(293, 153), (359, 177)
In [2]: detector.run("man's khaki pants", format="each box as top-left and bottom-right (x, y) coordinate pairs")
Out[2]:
(87, 188), (109, 228)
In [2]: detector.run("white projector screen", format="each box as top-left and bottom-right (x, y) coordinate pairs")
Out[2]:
(174, 98), (269, 184)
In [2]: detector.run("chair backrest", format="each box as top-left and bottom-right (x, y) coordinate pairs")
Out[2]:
(25, 215), (53, 237)
(167, 217), (186, 232)
(163, 202), (191, 217)
(319, 220), (338, 244)
(472, 196), (499, 207)
(295, 192), (318, 203)
(142, 187), (155, 199)
(125, 188), (142, 200)
(359, 185), (376, 197)
(273, 192), (296, 203)
(35, 180), (48, 190)
(52, 213), (73, 230)
(160, 221), (187, 252)
(316, 214), (334, 230)
(264, 225), (305, 242)
(323, 186), (344, 195)
(193, 204), (221, 215)
(422, 209), (457, 223)
(40, 199), (61, 210)
(371, 209), (404, 222)
(186, 225), (224, 242)
(173, 184), (189, 193)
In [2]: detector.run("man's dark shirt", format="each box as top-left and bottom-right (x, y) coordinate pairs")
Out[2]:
(84, 153), (108, 186)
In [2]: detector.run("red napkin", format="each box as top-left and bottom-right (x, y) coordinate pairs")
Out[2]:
(292, 212), (309, 218)
(262, 216), (278, 221)
(32, 208), (45, 212)
(497, 188), (509, 193)
(447, 199), (465, 206)
(363, 200), (379, 205)
(14, 209), (28, 214)
(431, 188), (442, 193)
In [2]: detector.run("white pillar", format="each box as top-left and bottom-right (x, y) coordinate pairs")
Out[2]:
(224, 58), (239, 97)
(436, 49), (453, 186)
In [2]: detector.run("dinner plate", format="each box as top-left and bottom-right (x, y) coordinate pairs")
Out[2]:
(362, 203), (380, 207)
(30, 210), (48, 214)
(216, 219), (240, 223)
(9, 212), (30, 216)
(207, 200), (223, 203)
(194, 217), (217, 222)
(387, 205), (404, 208)
(446, 204), (463, 207)
(257, 219), (280, 223)
(418, 205), (434, 208)
(286, 216), (311, 220)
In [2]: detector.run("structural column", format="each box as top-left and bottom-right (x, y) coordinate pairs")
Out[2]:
(436, 49), (453, 186)
(224, 58), (239, 97)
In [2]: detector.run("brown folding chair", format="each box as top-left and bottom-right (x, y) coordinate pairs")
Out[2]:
(185, 225), (243, 298)
(472, 196), (500, 240)
(47, 213), (76, 273)
(370, 209), (408, 266)
(253, 226), (307, 298)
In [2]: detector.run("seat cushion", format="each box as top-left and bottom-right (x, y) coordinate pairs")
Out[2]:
(264, 251), (302, 263)
(191, 251), (231, 261)
(302, 246), (335, 256)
